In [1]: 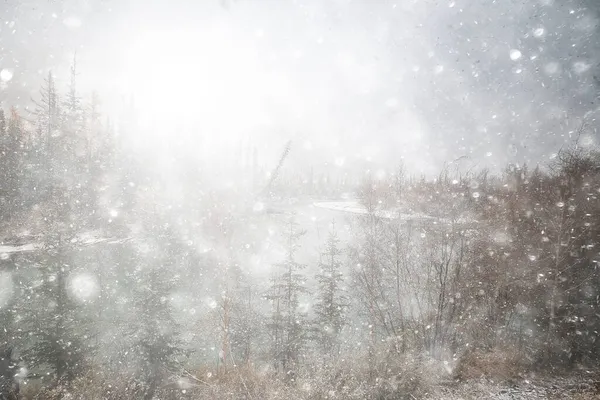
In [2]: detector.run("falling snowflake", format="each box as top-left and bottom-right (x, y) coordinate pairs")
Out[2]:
(509, 49), (522, 61)
(533, 27), (545, 38)
(0, 69), (14, 82)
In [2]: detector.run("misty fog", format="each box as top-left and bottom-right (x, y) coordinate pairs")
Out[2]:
(1, 0), (600, 399)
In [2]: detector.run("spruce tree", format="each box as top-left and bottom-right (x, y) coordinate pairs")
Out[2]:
(267, 219), (307, 378)
(22, 194), (95, 383)
(23, 241), (94, 382)
(127, 219), (185, 400)
(314, 222), (347, 359)
(0, 256), (19, 398)
(0, 108), (23, 214)
(21, 75), (94, 383)
(61, 57), (91, 231)
(32, 71), (60, 152)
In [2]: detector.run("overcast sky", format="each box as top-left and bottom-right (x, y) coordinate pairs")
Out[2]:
(1, 0), (599, 175)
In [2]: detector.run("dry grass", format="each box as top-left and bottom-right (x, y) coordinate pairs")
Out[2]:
(20, 354), (449, 400)
(454, 347), (530, 382)
(16, 379), (44, 400)
(19, 351), (600, 400)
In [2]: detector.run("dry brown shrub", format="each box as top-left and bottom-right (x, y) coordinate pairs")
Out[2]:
(20, 357), (451, 400)
(16, 379), (43, 400)
(454, 347), (530, 382)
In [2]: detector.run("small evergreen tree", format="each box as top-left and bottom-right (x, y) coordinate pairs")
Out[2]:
(22, 89), (94, 381)
(313, 222), (347, 359)
(23, 245), (93, 382)
(32, 71), (60, 151)
(0, 108), (24, 214)
(0, 256), (19, 399)
(267, 219), (307, 378)
(127, 219), (185, 400)
(29, 72), (61, 208)
(22, 189), (96, 382)
(61, 57), (91, 232)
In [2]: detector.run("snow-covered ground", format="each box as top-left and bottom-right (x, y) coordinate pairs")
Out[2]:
(314, 200), (447, 222)
(0, 242), (42, 254)
(0, 231), (130, 255)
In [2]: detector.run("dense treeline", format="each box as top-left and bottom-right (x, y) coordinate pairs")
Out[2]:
(351, 153), (600, 375)
(0, 67), (599, 399)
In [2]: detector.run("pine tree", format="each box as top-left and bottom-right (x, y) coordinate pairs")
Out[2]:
(85, 92), (113, 225)
(22, 75), (95, 380)
(127, 219), (185, 400)
(23, 242), (94, 382)
(29, 72), (62, 208)
(32, 71), (60, 151)
(0, 255), (19, 399)
(88, 92), (113, 169)
(0, 108), (23, 214)
(22, 177), (95, 382)
(63, 55), (85, 142)
(60, 57), (91, 231)
(266, 219), (307, 378)
(230, 284), (262, 367)
(313, 222), (347, 359)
